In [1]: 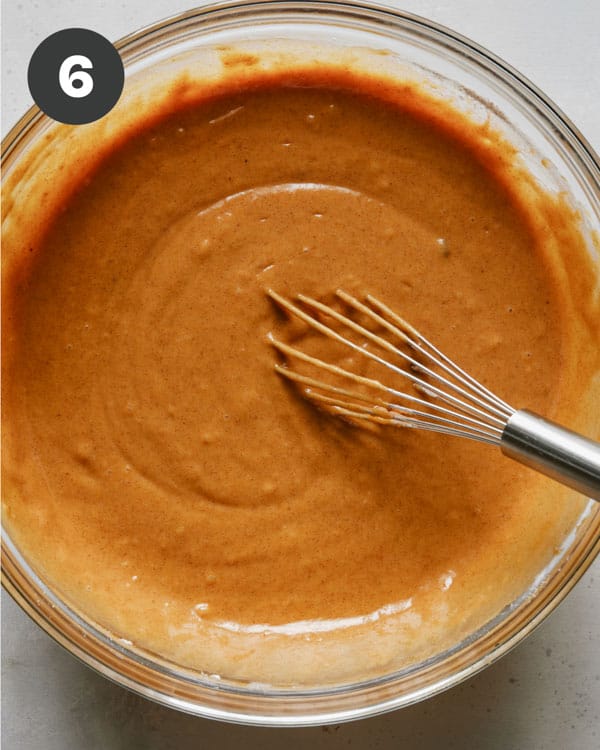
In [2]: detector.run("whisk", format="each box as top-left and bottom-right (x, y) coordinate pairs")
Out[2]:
(267, 289), (600, 501)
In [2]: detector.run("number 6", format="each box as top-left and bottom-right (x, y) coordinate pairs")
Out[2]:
(59, 55), (94, 98)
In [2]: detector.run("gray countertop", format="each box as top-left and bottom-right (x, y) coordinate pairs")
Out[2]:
(2, 1), (599, 747)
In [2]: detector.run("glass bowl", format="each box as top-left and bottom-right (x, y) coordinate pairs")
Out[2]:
(2, 0), (599, 726)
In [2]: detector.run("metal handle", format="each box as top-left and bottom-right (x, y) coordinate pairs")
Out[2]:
(501, 410), (600, 501)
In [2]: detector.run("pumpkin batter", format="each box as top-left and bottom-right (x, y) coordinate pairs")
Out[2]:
(2, 65), (599, 685)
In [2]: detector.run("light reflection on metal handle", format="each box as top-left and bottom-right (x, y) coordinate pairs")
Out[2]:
(501, 410), (600, 501)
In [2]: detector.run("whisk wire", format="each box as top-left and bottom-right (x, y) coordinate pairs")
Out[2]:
(268, 289), (516, 445)
(272, 345), (504, 439)
(362, 293), (514, 417)
(268, 290), (511, 433)
(334, 289), (512, 420)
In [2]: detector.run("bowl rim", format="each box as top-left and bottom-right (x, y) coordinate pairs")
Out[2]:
(3, 512), (600, 726)
(3, 0), (600, 175)
(2, 0), (599, 727)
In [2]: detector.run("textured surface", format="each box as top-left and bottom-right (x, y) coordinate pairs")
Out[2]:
(2, 0), (599, 747)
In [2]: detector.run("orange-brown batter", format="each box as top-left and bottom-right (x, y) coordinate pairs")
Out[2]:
(2, 65), (599, 685)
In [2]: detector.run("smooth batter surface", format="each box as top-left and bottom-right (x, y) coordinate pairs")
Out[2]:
(2, 68), (598, 685)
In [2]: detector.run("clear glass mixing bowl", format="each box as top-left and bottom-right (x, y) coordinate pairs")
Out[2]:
(2, 0), (599, 726)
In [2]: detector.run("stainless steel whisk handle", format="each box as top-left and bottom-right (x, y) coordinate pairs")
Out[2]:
(501, 410), (600, 501)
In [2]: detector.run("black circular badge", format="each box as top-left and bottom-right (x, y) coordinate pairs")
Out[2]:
(28, 28), (124, 125)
